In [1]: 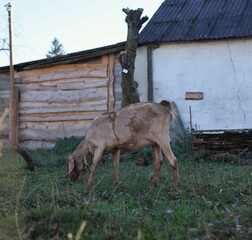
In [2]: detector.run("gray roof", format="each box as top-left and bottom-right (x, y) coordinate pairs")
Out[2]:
(0, 42), (125, 72)
(140, 0), (252, 44)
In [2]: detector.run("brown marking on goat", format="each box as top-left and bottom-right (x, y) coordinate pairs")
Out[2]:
(125, 111), (145, 133)
(148, 106), (159, 118)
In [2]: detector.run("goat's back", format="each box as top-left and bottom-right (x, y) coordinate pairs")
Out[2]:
(85, 102), (173, 151)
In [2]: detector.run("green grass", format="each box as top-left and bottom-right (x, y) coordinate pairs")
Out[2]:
(0, 139), (252, 239)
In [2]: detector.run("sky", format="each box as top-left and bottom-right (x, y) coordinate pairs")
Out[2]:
(0, 0), (164, 67)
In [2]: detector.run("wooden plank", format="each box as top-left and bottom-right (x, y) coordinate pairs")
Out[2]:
(107, 53), (116, 111)
(0, 108), (9, 130)
(19, 99), (108, 114)
(19, 128), (87, 141)
(19, 120), (92, 141)
(16, 63), (105, 76)
(17, 78), (108, 91)
(20, 140), (55, 150)
(0, 133), (9, 139)
(16, 64), (108, 83)
(0, 74), (10, 91)
(19, 111), (104, 122)
(192, 129), (252, 133)
(19, 120), (91, 131)
(0, 100), (9, 109)
(0, 90), (10, 99)
(192, 129), (252, 153)
(185, 92), (204, 100)
(20, 87), (107, 102)
(56, 79), (107, 90)
(21, 63), (104, 73)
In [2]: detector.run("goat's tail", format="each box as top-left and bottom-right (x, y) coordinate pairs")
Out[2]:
(160, 100), (178, 120)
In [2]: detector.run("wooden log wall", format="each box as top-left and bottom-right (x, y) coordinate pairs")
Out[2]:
(15, 54), (118, 149)
(0, 74), (11, 149)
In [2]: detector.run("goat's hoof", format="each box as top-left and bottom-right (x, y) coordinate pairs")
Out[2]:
(173, 189), (181, 199)
(174, 180), (180, 189)
(150, 178), (158, 187)
(70, 170), (79, 181)
(113, 181), (119, 189)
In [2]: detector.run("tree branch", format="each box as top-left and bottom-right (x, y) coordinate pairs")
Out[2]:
(138, 16), (149, 29)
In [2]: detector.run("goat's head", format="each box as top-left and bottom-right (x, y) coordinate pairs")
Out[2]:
(66, 155), (89, 181)
(66, 156), (79, 181)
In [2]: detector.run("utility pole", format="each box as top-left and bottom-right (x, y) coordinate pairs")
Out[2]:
(4, 3), (34, 169)
(6, 2), (17, 149)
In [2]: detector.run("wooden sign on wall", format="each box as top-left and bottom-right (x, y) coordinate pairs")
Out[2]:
(185, 92), (204, 100)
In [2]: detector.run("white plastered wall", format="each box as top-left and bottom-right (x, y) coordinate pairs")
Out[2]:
(135, 39), (252, 130)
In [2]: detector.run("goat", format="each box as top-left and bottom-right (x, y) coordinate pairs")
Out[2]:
(66, 101), (180, 189)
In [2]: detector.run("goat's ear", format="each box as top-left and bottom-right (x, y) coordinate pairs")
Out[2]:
(67, 156), (75, 174)
(66, 156), (80, 181)
(160, 100), (171, 109)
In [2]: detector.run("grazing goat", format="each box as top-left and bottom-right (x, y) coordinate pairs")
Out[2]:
(67, 101), (180, 189)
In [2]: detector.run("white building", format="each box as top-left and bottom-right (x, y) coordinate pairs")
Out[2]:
(135, 0), (252, 131)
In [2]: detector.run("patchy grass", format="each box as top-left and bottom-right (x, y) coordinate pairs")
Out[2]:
(0, 152), (27, 239)
(0, 139), (252, 239)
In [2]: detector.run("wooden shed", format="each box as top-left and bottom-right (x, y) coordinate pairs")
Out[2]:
(0, 42), (125, 149)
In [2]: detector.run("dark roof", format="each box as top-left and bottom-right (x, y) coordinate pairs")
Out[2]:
(0, 42), (125, 72)
(140, 0), (252, 44)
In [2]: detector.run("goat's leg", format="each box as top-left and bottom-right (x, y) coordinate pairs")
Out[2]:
(83, 154), (88, 173)
(151, 145), (163, 186)
(158, 140), (180, 189)
(111, 149), (121, 187)
(87, 148), (103, 187)
(83, 145), (90, 173)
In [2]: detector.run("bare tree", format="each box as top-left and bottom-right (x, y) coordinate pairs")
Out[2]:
(120, 8), (148, 107)
(0, 38), (9, 51)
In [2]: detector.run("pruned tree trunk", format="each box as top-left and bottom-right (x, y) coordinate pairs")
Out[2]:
(120, 8), (148, 107)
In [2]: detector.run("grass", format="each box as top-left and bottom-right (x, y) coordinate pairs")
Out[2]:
(0, 138), (252, 239)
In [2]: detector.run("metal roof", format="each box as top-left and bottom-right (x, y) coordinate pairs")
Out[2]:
(140, 0), (252, 44)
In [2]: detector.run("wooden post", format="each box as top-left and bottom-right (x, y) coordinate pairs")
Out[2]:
(147, 47), (153, 101)
(147, 44), (159, 101)
(107, 53), (116, 111)
(6, 3), (18, 149)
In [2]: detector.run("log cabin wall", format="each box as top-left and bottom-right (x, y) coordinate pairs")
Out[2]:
(15, 53), (122, 149)
(0, 73), (11, 149)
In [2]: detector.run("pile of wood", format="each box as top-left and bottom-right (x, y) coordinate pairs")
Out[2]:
(192, 129), (252, 154)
